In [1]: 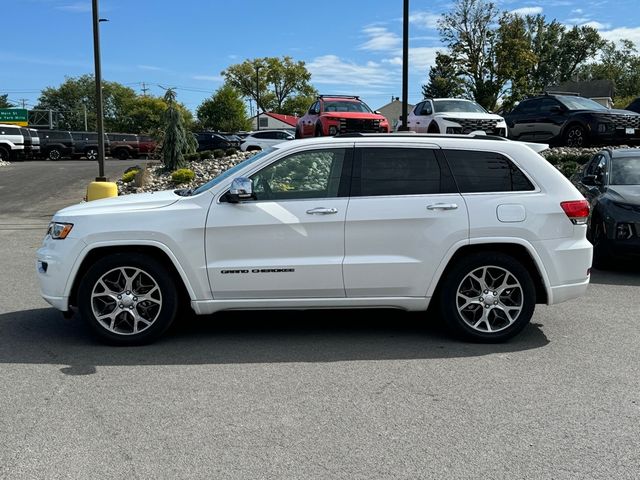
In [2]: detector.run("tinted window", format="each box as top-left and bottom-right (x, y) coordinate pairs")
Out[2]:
(611, 156), (640, 185)
(355, 148), (442, 196)
(512, 100), (538, 115)
(433, 100), (486, 113)
(251, 149), (347, 200)
(413, 102), (424, 115)
(323, 101), (372, 113)
(0, 126), (20, 135)
(538, 98), (561, 114)
(444, 150), (535, 192)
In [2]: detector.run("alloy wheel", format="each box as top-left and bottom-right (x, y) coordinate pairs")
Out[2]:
(456, 265), (524, 333)
(90, 266), (162, 335)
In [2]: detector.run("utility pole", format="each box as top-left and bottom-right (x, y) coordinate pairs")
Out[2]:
(92, 0), (107, 180)
(141, 82), (149, 96)
(19, 99), (28, 109)
(83, 103), (88, 131)
(399, 0), (410, 131)
(255, 64), (261, 131)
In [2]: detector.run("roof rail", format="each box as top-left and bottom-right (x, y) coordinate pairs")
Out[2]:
(335, 132), (509, 141)
(318, 94), (360, 100)
(543, 90), (581, 96)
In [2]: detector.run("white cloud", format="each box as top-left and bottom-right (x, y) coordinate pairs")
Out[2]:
(571, 8), (583, 14)
(137, 65), (163, 71)
(600, 27), (640, 45)
(566, 17), (590, 24)
(581, 21), (611, 30)
(382, 46), (441, 71)
(56, 2), (91, 12)
(409, 11), (440, 29)
(509, 6), (543, 16)
(359, 26), (400, 52)
(308, 55), (395, 87)
(192, 75), (223, 82)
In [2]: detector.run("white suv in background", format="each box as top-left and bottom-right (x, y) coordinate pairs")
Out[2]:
(37, 134), (592, 345)
(401, 98), (508, 137)
(0, 123), (25, 161)
(240, 129), (294, 152)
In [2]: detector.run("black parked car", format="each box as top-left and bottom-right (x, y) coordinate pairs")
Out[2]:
(71, 132), (110, 160)
(625, 97), (640, 114)
(37, 130), (75, 160)
(194, 132), (240, 152)
(504, 94), (640, 147)
(572, 148), (640, 267)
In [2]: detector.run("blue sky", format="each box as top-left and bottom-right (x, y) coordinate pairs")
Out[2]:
(2, 0), (639, 115)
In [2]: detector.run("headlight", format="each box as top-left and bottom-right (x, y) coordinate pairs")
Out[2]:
(47, 222), (73, 239)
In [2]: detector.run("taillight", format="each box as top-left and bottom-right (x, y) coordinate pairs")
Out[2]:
(560, 200), (589, 225)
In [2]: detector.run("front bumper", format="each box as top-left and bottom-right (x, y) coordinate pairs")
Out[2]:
(36, 235), (87, 312)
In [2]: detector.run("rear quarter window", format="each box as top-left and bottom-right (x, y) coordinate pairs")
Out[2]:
(443, 150), (535, 193)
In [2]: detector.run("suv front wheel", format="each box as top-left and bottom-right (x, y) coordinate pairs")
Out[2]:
(438, 252), (536, 342)
(78, 253), (179, 345)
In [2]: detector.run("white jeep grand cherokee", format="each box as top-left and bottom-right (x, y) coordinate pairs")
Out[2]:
(37, 134), (592, 345)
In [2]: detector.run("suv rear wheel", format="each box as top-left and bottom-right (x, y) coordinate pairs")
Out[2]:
(315, 124), (324, 137)
(78, 253), (179, 345)
(438, 252), (535, 342)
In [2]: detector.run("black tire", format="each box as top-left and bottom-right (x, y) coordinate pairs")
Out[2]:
(427, 121), (441, 134)
(438, 252), (536, 342)
(48, 148), (61, 161)
(85, 148), (98, 161)
(564, 124), (587, 147)
(246, 146), (262, 152)
(116, 149), (130, 160)
(295, 127), (302, 139)
(78, 253), (179, 345)
(315, 124), (324, 137)
(591, 221), (613, 269)
(0, 146), (10, 162)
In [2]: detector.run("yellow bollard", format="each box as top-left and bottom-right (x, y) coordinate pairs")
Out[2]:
(86, 181), (118, 201)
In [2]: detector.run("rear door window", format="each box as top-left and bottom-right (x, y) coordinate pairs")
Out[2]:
(352, 147), (454, 196)
(443, 150), (535, 192)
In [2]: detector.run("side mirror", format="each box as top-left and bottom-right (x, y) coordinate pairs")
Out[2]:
(225, 177), (254, 203)
(582, 175), (600, 186)
(550, 105), (563, 114)
(374, 110), (382, 114)
(420, 107), (432, 116)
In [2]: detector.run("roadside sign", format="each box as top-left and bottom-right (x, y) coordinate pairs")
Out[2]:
(0, 109), (29, 126)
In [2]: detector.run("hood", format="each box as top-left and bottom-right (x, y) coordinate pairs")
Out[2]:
(571, 109), (640, 116)
(434, 112), (505, 121)
(56, 190), (181, 217)
(322, 112), (388, 121)
(605, 185), (640, 205)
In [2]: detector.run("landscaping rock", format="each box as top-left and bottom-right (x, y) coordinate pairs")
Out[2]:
(0, 160), (10, 167)
(117, 151), (255, 195)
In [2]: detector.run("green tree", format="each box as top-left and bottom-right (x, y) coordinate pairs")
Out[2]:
(161, 89), (195, 171)
(196, 84), (251, 131)
(123, 95), (193, 136)
(578, 39), (640, 99)
(281, 92), (317, 117)
(0, 94), (12, 108)
(422, 52), (465, 98)
(35, 74), (137, 131)
(438, 0), (503, 110)
(222, 56), (317, 115)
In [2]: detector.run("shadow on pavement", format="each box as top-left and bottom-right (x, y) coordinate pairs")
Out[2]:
(590, 264), (640, 286)
(0, 307), (549, 374)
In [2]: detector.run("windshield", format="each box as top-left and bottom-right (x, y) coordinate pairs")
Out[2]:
(433, 100), (487, 113)
(558, 96), (608, 111)
(191, 147), (275, 195)
(610, 156), (640, 185)
(323, 101), (372, 113)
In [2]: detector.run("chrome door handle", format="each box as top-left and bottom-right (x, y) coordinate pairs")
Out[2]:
(306, 207), (338, 215)
(427, 203), (458, 211)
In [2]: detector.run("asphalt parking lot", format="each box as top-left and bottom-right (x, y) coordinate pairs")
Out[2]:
(1, 160), (639, 479)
